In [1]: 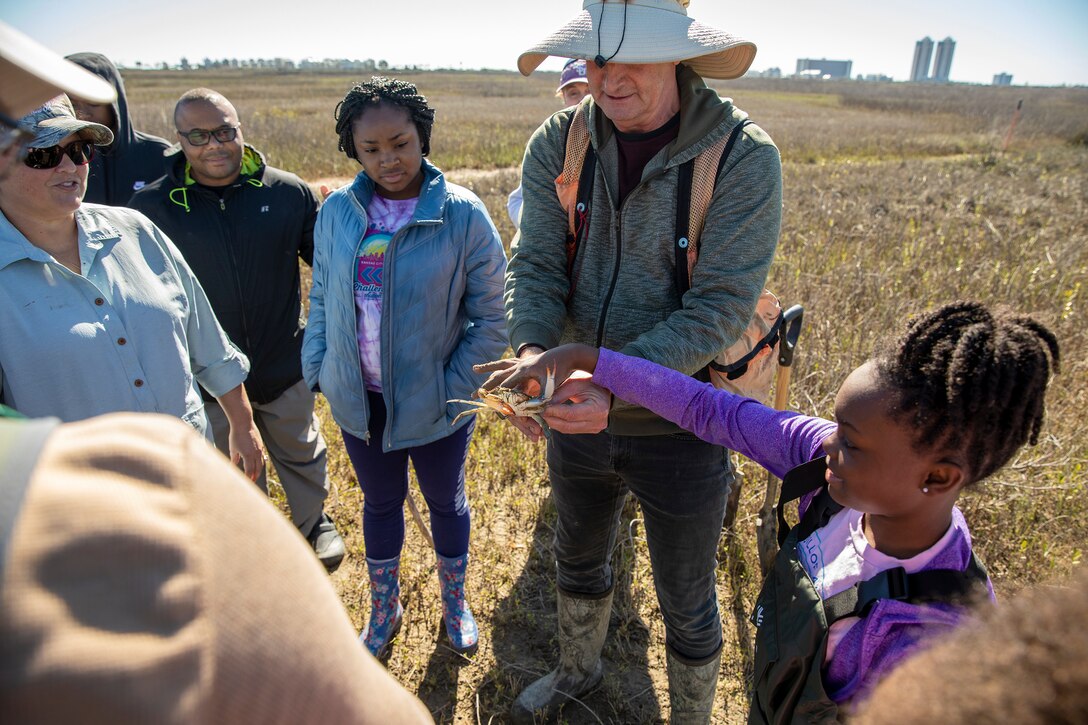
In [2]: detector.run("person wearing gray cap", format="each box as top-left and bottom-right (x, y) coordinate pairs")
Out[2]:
(0, 20), (115, 180)
(506, 58), (591, 228)
(0, 95), (264, 479)
(501, 1), (782, 722)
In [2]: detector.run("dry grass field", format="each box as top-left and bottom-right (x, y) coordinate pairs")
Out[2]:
(125, 69), (1088, 723)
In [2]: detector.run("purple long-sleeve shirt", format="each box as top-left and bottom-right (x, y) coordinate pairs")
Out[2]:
(592, 348), (992, 706)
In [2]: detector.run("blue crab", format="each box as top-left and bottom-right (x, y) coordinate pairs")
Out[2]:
(449, 367), (556, 428)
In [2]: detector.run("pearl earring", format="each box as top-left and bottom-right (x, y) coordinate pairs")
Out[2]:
(922, 487), (930, 494)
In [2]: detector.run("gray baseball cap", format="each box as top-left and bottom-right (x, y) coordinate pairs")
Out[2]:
(20, 95), (113, 148)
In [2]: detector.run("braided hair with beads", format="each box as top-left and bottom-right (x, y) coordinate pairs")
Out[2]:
(334, 76), (436, 160)
(875, 300), (1060, 485)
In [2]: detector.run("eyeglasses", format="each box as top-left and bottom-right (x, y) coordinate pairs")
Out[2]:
(178, 125), (240, 146)
(23, 140), (96, 170)
(0, 110), (35, 163)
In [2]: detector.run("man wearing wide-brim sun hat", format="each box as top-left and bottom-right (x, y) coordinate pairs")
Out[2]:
(501, 1), (782, 722)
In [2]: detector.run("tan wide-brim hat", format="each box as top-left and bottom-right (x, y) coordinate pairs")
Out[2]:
(518, 0), (757, 81)
(0, 21), (116, 119)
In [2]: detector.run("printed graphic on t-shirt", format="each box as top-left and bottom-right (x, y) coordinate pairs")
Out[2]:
(798, 530), (829, 596)
(356, 231), (390, 391)
(355, 233), (390, 298)
(354, 193), (418, 392)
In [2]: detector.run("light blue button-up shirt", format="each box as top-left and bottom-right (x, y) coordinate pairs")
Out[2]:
(0, 203), (249, 436)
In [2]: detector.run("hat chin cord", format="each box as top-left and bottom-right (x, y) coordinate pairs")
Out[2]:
(594, 0), (630, 68)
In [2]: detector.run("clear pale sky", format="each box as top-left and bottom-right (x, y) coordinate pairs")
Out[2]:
(2, 0), (1085, 86)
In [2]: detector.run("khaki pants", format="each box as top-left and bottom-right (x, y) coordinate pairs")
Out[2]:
(205, 378), (329, 536)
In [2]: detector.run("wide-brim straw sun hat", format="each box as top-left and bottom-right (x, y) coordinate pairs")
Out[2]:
(518, 0), (757, 81)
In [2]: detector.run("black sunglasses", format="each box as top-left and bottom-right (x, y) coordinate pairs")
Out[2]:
(23, 140), (96, 170)
(178, 125), (240, 146)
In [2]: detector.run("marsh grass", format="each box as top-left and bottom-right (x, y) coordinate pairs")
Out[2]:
(124, 70), (1087, 723)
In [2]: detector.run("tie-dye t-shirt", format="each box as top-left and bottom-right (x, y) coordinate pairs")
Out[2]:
(355, 193), (418, 391)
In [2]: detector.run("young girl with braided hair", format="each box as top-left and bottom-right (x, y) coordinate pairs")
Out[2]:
(302, 77), (508, 658)
(477, 301), (1059, 719)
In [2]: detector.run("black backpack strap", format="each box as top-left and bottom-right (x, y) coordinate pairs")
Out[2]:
(776, 457), (840, 546)
(574, 144), (597, 245)
(674, 119), (752, 294)
(823, 559), (991, 624)
(715, 118), (752, 178)
(674, 159), (696, 294)
(564, 142), (597, 301)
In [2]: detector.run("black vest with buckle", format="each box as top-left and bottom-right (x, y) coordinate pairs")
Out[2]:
(748, 457), (989, 724)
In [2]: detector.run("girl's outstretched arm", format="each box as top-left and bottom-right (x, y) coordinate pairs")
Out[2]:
(476, 344), (834, 477)
(595, 348), (834, 477)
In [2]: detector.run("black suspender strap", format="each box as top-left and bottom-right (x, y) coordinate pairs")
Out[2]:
(823, 555), (991, 624)
(674, 119), (752, 295)
(568, 145), (598, 278)
(674, 159), (695, 294)
(777, 457), (839, 546)
(716, 119), (751, 178)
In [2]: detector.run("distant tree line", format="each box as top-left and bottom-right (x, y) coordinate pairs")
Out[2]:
(125, 57), (415, 72)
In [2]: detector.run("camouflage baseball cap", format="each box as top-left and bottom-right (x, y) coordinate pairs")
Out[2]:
(19, 95), (113, 148)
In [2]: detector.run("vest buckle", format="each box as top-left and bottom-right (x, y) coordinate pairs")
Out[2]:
(856, 566), (910, 616)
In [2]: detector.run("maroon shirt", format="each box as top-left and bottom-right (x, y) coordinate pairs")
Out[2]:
(615, 112), (680, 206)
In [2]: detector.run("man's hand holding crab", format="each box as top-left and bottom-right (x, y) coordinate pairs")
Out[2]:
(466, 343), (611, 439)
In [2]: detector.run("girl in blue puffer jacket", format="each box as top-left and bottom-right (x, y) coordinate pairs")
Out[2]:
(302, 77), (508, 659)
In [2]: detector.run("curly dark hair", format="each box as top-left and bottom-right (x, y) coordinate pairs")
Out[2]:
(876, 301), (1060, 484)
(333, 76), (435, 160)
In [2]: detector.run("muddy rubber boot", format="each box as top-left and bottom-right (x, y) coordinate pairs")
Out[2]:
(666, 645), (721, 725)
(360, 556), (403, 659)
(510, 587), (613, 723)
(436, 552), (479, 654)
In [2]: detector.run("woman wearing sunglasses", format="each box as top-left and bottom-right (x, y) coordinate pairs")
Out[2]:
(0, 95), (265, 479)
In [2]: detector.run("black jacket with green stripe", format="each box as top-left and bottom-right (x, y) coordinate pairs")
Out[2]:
(130, 146), (318, 405)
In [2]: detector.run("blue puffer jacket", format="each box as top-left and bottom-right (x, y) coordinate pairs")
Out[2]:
(302, 160), (508, 451)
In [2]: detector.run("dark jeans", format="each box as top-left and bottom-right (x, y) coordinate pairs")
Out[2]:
(548, 429), (733, 661)
(341, 390), (474, 561)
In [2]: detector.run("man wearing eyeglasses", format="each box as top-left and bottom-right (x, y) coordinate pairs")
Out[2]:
(129, 88), (345, 573)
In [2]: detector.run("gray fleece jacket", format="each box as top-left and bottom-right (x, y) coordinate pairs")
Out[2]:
(506, 64), (782, 435)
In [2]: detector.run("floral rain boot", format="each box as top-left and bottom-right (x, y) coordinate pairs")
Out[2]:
(436, 552), (479, 654)
(361, 556), (403, 659)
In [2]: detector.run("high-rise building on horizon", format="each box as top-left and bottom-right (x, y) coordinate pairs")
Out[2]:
(911, 36), (934, 82)
(795, 58), (853, 79)
(933, 37), (955, 82)
(993, 72), (1013, 86)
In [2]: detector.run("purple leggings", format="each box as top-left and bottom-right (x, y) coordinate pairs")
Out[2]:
(341, 390), (473, 560)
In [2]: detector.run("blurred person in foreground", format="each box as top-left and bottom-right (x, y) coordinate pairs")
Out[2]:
(853, 568), (1088, 725)
(0, 412), (434, 724)
(502, 0), (780, 721)
(130, 88), (344, 572)
(0, 20), (115, 179)
(0, 96), (264, 480)
(506, 58), (590, 228)
(65, 52), (172, 205)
